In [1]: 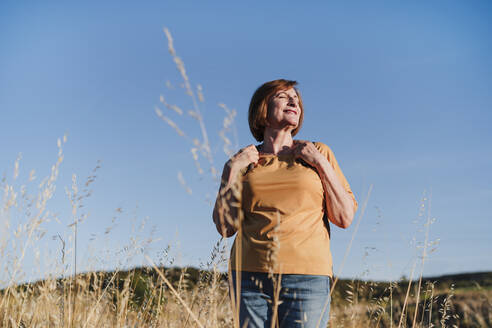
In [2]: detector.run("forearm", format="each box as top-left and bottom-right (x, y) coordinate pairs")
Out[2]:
(212, 161), (241, 237)
(315, 157), (356, 229)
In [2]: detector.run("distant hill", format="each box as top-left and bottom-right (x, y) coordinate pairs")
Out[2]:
(6, 267), (491, 294)
(420, 271), (492, 290)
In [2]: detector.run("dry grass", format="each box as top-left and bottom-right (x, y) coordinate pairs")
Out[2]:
(1, 27), (490, 328)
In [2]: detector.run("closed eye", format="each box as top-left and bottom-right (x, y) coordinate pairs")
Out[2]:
(276, 92), (297, 99)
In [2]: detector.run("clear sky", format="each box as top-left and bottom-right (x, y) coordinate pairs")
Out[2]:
(1, 0), (491, 282)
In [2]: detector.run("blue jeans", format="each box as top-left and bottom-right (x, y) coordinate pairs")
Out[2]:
(230, 271), (331, 328)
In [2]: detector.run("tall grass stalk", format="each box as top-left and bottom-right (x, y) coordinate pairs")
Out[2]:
(412, 190), (433, 328)
(145, 255), (204, 328)
(324, 184), (373, 327)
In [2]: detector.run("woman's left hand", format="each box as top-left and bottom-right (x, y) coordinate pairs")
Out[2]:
(292, 140), (326, 168)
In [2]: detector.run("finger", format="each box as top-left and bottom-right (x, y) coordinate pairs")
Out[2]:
(242, 144), (254, 152)
(293, 146), (302, 159)
(246, 145), (258, 156)
(296, 143), (306, 152)
(248, 155), (259, 164)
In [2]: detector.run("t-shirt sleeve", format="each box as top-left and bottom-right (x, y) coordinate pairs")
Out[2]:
(314, 141), (358, 212)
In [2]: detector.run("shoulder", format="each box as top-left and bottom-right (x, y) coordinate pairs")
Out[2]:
(312, 141), (334, 157)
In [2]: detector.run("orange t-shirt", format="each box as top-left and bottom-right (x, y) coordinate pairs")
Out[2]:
(229, 141), (357, 277)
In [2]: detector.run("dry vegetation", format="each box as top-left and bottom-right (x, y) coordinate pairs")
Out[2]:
(1, 257), (490, 327)
(1, 28), (491, 327)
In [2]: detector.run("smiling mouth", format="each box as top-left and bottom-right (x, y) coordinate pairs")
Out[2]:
(284, 109), (297, 115)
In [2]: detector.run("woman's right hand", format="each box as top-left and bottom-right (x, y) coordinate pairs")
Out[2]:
(228, 144), (259, 173)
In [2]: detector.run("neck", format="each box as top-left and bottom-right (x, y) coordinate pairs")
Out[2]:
(260, 128), (295, 155)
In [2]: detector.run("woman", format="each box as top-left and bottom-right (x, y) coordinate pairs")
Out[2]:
(212, 79), (358, 328)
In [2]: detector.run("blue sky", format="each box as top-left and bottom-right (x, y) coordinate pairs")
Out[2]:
(1, 0), (491, 282)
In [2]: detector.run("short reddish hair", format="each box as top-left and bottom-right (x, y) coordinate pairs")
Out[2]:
(248, 79), (304, 142)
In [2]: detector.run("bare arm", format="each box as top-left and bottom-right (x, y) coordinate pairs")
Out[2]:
(314, 156), (356, 229)
(293, 141), (357, 229)
(212, 160), (241, 237)
(212, 145), (259, 237)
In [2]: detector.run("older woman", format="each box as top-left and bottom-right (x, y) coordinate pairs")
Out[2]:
(213, 79), (357, 328)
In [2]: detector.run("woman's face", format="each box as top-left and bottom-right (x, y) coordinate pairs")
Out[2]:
(266, 88), (301, 130)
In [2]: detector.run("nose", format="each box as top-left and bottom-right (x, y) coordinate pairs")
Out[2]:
(287, 96), (297, 106)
